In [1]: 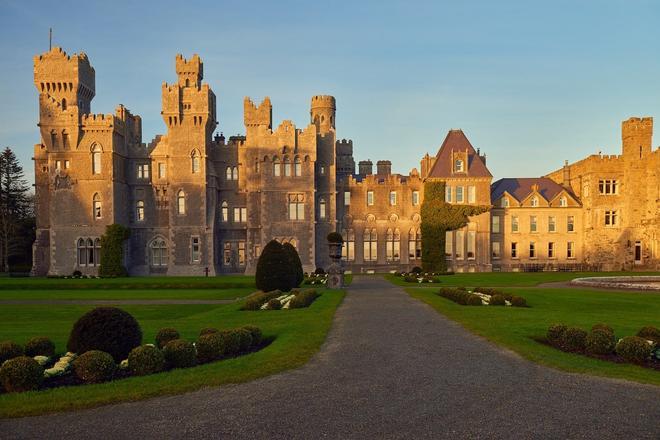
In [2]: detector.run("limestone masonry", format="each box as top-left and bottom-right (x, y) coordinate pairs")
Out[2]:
(31, 48), (660, 276)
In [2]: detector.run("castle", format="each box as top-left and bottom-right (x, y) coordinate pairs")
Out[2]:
(31, 48), (660, 276)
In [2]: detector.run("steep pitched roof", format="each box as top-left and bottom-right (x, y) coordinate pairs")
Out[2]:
(490, 177), (577, 203)
(426, 130), (492, 178)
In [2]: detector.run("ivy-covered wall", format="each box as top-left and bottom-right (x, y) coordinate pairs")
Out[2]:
(421, 181), (490, 272)
(99, 224), (130, 277)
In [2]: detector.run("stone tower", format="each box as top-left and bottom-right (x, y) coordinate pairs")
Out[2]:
(622, 117), (653, 159)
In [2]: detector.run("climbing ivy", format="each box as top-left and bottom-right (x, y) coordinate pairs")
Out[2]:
(99, 224), (130, 277)
(421, 181), (490, 272)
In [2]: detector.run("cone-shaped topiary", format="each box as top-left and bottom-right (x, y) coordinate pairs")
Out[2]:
(282, 242), (304, 288)
(128, 345), (165, 376)
(25, 337), (55, 357)
(0, 356), (43, 393)
(67, 307), (142, 362)
(255, 240), (296, 292)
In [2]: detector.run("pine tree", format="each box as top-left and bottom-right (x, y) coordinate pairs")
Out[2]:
(0, 148), (31, 272)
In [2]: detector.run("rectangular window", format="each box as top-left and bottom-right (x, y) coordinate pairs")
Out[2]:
(467, 186), (476, 204)
(455, 231), (464, 260)
(233, 208), (240, 223)
(191, 236), (201, 263)
(137, 164), (150, 179)
(288, 194), (305, 220)
(492, 241), (501, 259)
(319, 201), (326, 219)
(567, 241), (575, 259)
(548, 216), (556, 232)
(389, 191), (397, 206)
(604, 210), (618, 226)
(344, 191), (350, 206)
(158, 163), (166, 179)
(567, 216), (575, 232)
(64, 160), (70, 169)
(241, 207), (247, 223)
(445, 231), (453, 259)
(598, 179), (618, 195)
(529, 242), (536, 258)
(412, 191), (419, 206)
(136, 201), (145, 222)
(548, 242), (555, 258)
(342, 240), (355, 261)
(512, 216), (519, 233)
(55, 160), (62, 170)
(367, 191), (374, 206)
(238, 241), (246, 265)
(530, 216), (537, 233)
(467, 231), (476, 260)
(456, 186), (464, 203)
(445, 186), (452, 203)
(492, 216), (500, 233)
(223, 242), (231, 265)
(511, 242), (518, 259)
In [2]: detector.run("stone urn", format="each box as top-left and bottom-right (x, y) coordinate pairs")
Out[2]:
(326, 232), (344, 289)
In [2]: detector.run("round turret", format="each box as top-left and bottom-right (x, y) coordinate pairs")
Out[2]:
(310, 95), (336, 133)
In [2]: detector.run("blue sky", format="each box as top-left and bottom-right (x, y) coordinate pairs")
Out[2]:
(2, 0), (659, 184)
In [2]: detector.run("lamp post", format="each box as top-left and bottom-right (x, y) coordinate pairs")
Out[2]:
(326, 232), (344, 289)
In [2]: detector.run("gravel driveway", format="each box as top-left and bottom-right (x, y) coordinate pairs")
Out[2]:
(2, 276), (659, 439)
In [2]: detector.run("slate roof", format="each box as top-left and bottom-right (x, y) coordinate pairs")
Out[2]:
(490, 177), (577, 203)
(426, 130), (492, 178)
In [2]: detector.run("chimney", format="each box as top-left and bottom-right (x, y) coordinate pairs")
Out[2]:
(376, 160), (392, 176)
(358, 160), (373, 176)
(562, 160), (570, 188)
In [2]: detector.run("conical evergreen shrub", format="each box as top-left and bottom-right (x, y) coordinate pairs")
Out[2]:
(282, 242), (304, 288)
(255, 240), (296, 292)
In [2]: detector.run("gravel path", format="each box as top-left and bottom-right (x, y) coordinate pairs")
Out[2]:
(3, 276), (659, 439)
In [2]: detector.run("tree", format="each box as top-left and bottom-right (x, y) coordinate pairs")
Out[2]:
(282, 242), (304, 288)
(99, 224), (130, 277)
(0, 148), (31, 272)
(255, 240), (296, 292)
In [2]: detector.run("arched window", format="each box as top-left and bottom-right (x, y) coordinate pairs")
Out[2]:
(386, 228), (400, 261)
(409, 228), (422, 259)
(364, 228), (378, 262)
(77, 238), (86, 266)
(531, 196), (539, 207)
(86, 238), (95, 266)
(136, 200), (145, 222)
(342, 229), (355, 261)
(177, 190), (186, 215)
(93, 193), (102, 219)
(191, 150), (200, 173)
(294, 157), (302, 176)
(91, 145), (102, 174)
(221, 201), (228, 222)
(273, 158), (281, 176)
(150, 238), (168, 267)
(319, 198), (326, 219)
(283, 157), (292, 177)
(226, 167), (232, 181)
(232, 166), (238, 181)
(93, 238), (101, 267)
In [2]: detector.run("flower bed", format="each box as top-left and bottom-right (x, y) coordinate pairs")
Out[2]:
(396, 270), (454, 284)
(242, 289), (321, 311)
(542, 323), (659, 370)
(436, 287), (528, 307)
(303, 273), (327, 286)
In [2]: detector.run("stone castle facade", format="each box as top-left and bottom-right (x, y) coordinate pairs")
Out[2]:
(31, 48), (660, 276)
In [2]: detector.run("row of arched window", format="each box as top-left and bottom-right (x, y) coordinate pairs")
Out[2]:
(341, 228), (421, 262)
(226, 166), (238, 181)
(272, 156), (302, 177)
(88, 145), (202, 176)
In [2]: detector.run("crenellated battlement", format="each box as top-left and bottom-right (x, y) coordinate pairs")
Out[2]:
(175, 53), (203, 87)
(81, 112), (115, 128)
(244, 96), (272, 128)
(311, 95), (336, 109)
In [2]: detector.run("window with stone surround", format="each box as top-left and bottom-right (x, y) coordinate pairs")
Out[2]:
(233, 207), (247, 223)
(389, 191), (397, 206)
(136, 200), (145, 222)
(363, 228), (377, 261)
(467, 231), (476, 260)
(548, 242), (555, 258)
(150, 238), (168, 267)
(468, 186), (476, 204)
(288, 194), (305, 220)
(492, 215), (500, 233)
(567, 241), (575, 259)
(511, 216), (519, 233)
(223, 242), (231, 265)
(221, 201), (228, 222)
(455, 159), (464, 172)
(445, 186), (452, 203)
(492, 241), (501, 259)
(93, 193), (102, 219)
(386, 228), (400, 261)
(559, 196), (567, 207)
(137, 163), (150, 180)
(91, 144), (102, 175)
(604, 210), (618, 227)
(319, 198), (326, 219)
(455, 231), (464, 259)
(456, 186), (464, 203)
(273, 158), (281, 176)
(409, 228), (422, 259)
(548, 216), (556, 232)
(191, 236), (201, 263)
(567, 215), (575, 232)
(598, 179), (618, 195)
(191, 151), (201, 174)
(342, 229), (355, 261)
(294, 157), (302, 176)
(344, 191), (351, 206)
(412, 190), (420, 206)
(530, 216), (537, 233)
(226, 167), (232, 181)
(367, 191), (374, 206)
(445, 231), (453, 259)
(77, 237), (100, 267)
(511, 242), (518, 259)
(529, 241), (536, 258)
(177, 190), (186, 215)
(238, 241), (246, 265)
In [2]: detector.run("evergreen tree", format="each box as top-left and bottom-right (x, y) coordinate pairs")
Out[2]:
(0, 148), (31, 272)
(255, 240), (296, 292)
(282, 242), (304, 288)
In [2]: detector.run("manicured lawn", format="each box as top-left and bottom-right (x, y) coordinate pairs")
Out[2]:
(0, 288), (252, 301)
(406, 286), (660, 386)
(0, 275), (256, 290)
(0, 280), (345, 418)
(386, 271), (660, 287)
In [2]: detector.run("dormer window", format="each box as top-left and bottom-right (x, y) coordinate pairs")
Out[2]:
(501, 198), (509, 208)
(559, 196), (567, 207)
(455, 159), (464, 172)
(531, 196), (539, 207)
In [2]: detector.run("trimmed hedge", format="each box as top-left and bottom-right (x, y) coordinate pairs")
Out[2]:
(24, 337), (55, 357)
(67, 307), (142, 362)
(221, 330), (242, 356)
(562, 327), (588, 352)
(547, 324), (567, 347)
(242, 325), (263, 346)
(592, 323), (614, 336)
(510, 296), (527, 307)
(585, 329), (615, 355)
(0, 356), (43, 393)
(637, 326), (660, 344)
(616, 336), (652, 364)
(199, 327), (220, 337)
(155, 328), (180, 349)
(489, 294), (506, 306)
(255, 240), (296, 292)
(242, 290), (283, 311)
(196, 333), (226, 364)
(236, 328), (253, 352)
(0, 341), (24, 363)
(73, 350), (116, 384)
(128, 345), (165, 376)
(437, 288), (482, 306)
(289, 289), (320, 309)
(163, 339), (196, 369)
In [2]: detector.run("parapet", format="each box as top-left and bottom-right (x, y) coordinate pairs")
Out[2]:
(33, 46), (95, 96)
(336, 138), (353, 155)
(311, 95), (336, 109)
(244, 97), (272, 128)
(175, 54), (203, 87)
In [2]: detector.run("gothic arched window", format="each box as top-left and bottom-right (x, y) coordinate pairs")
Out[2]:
(221, 201), (228, 222)
(93, 193), (102, 219)
(283, 157), (292, 177)
(364, 228), (378, 262)
(150, 238), (168, 267)
(136, 200), (145, 222)
(294, 157), (302, 176)
(191, 150), (200, 174)
(77, 238), (86, 266)
(91, 145), (102, 174)
(273, 158), (281, 177)
(342, 229), (355, 261)
(386, 228), (400, 261)
(232, 166), (238, 181)
(226, 166), (232, 181)
(177, 190), (186, 215)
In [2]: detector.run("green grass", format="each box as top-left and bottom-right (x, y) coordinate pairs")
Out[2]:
(0, 288), (253, 301)
(0, 282), (345, 418)
(0, 275), (256, 290)
(385, 271), (660, 287)
(407, 286), (660, 386)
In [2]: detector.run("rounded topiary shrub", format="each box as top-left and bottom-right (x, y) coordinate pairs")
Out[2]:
(128, 345), (165, 376)
(267, 298), (282, 310)
(489, 294), (506, 306)
(282, 242), (304, 288)
(25, 336), (56, 357)
(616, 336), (652, 364)
(236, 328), (253, 352)
(67, 307), (142, 362)
(163, 339), (196, 369)
(196, 333), (226, 364)
(242, 326), (262, 347)
(200, 327), (220, 337)
(510, 296), (527, 307)
(72, 350), (116, 384)
(326, 232), (343, 243)
(155, 328), (180, 349)
(547, 324), (567, 347)
(637, 326), (660, 344)
(314, 267), (325, 275)
(221, 330), (242, 356)
(411, 266), (423, 274)
(255, 240), (296, 293)
(0, 341), (24, 363)
(0, 356), (43, 393)
(561, 327), (588, 352)
(585, 329), (616, 355)
(591, 323), (614, 336)
(467, 295), (483, 306)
